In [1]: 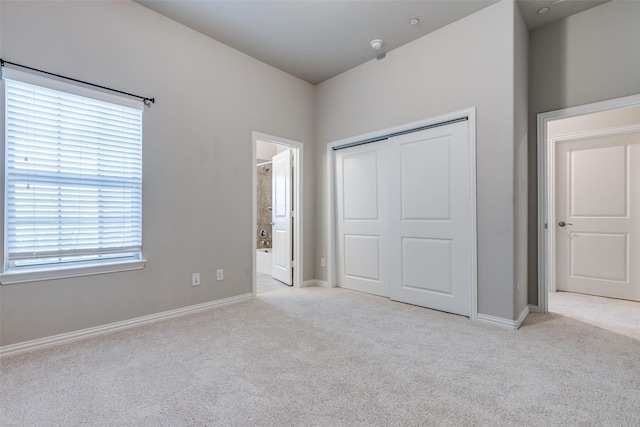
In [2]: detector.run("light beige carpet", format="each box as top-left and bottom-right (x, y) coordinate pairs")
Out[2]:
(549, 290), (640, 341)
(1, 286), (639, 426)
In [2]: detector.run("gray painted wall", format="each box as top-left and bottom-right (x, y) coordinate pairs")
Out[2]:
(315, 1), (520, 320)
(0, 0), (316, 346)
(527, 0), (640, 305)
(514, 2), (529, 318)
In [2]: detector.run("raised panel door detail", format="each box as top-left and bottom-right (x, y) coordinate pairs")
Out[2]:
(271, 149), (292, 285)
(344, 235), (380, 281)
(400, 136), (451, 220)
(335, 140), (389, 297)
(273, 155), (288, 218)
(570, 232), (627, 282)
(401, 238), (452, 294)
(556, 128), (639, 301)
(571, 145), (626, 217)
(342, 152), (379, 221)
(388, 121), (472, 316)
(273, 229), (289, 269)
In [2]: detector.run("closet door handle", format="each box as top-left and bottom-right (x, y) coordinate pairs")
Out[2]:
(558, 221), (573, 227)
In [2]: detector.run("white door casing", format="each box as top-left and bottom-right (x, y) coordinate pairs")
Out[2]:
(335, 141), (389, 297)
(388, 122), (473, 316)
(252, 132), (303, 296)
(537, 94), (640, 314)
(555, 129), (640, 301)
(272, 149), (292, 285)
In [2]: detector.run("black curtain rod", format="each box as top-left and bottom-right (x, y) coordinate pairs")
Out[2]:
(0, 58), (155, 107)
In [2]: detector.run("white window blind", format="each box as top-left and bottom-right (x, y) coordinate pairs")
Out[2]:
(4, 76), (143, 271)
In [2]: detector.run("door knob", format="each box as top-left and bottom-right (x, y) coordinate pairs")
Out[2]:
(558, 221), (573, 227)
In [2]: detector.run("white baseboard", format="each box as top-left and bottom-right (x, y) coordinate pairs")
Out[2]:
(0, 293), (252, 358)
(256, 267), (272, 275)
(476, 305), (529, 330)
(528, 304), (541, 313)
(301, 279), (329, 287)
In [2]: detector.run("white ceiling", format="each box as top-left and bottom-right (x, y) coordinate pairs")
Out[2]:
(135, 0), (610, 85)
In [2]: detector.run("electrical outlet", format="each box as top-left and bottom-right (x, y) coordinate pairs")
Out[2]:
(321, 258), (326, 268)
(216, 269), (224, 281)
(192, 273), (200, 286)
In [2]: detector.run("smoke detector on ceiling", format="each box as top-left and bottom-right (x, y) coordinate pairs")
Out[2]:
(370, 39), (384, 51)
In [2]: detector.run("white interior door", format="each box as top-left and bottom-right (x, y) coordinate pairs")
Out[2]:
(335, 141), (389, 297)
(556, 129), (640, 301)
(272, 149), (292, 285)
(388, 122), (473, 316)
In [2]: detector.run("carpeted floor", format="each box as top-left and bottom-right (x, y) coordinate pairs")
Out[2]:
(549, 290), (640, 341)
(1, 285), (639, 426)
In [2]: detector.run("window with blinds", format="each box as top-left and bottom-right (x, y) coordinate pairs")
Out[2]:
(4, 76), (143, 272)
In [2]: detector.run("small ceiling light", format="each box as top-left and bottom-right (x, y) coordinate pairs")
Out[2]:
(537, 6), (550, 15)
(370, 39), (384, 51)
(409, 18), (420, 26)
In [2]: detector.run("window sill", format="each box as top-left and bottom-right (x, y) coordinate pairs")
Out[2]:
(0, 259), (147, 285)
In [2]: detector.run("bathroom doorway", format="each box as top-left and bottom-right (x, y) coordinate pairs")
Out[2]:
(252, 132), (303, 295)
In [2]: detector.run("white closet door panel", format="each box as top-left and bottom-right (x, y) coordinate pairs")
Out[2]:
(344, 235), (381, 281)
(400, 136), (451, 220)
(389, 121), (472, 316)
(334, 119), (474, 315)
(402, 238), (453, 294)
(342, 152), (380, 220)
(335, 142), (388, 297)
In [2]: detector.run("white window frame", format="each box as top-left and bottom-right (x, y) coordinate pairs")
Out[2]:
(0, 68), (146, 285)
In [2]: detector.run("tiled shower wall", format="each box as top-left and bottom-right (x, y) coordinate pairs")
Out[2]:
(257, 159), (272, 249)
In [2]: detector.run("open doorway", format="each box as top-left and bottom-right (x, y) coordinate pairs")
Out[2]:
(252, 132), (303, 296)
(537, 95), (640, 340)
